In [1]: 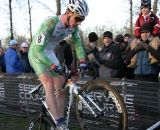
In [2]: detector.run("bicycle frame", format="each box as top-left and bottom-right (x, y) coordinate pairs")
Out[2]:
(28, 64), (106, 129)
(28, 64), (128, 130)
(63, 79), (104, 127)
(30, 77), (104, 128)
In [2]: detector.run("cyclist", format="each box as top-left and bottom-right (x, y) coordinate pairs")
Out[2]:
(28, 0), (89, 129)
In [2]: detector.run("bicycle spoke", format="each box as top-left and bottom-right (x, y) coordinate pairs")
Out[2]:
(76, 80), (128, 130)
(26, 116), (56, 130)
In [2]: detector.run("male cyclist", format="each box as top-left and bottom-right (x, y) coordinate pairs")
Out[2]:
(28, 0), (89, 129)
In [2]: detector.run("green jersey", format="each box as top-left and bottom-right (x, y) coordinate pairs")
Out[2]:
(28, 15), (85, 76)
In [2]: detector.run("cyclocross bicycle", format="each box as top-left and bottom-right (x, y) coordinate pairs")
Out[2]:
(26, 64), (128, 130)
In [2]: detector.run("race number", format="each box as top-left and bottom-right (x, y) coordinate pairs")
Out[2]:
(36, 31), (46, 45)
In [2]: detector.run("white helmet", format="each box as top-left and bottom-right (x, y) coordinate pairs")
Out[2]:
(21, 42), (28, 48)
(67, 0), (89, 17)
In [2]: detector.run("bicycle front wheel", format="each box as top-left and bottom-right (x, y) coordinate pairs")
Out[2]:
(26, 115), (56, 130)
(76, 80), (128, 130)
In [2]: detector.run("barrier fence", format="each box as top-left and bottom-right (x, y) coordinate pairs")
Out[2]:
(0, 73), (160, 129)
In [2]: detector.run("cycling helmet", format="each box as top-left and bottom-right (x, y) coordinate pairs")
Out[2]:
(67, 0), (89, 16)
(141, 0), (151, 9)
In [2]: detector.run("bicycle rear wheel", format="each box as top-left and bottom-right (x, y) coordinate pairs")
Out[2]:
(76, 80), (128, 130)
(26, 115), (56, 130)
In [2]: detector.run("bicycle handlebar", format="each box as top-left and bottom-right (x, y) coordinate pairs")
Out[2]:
(55, 60), (100, 94)
(59, 59), (100, 89)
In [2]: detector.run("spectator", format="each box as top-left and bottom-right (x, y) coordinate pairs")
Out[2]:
(115, 34), (127, 77)
(125, 38), (135, 79)
(4, 40), (22, 73)
(0, 47), (6, 72)
(135, 0), (159, 39)
(115, 34), (127, 52)
(128, 0), (160, 68)
(124, 33), (130, 44)
(54, 39), (73, 68)
(18, 42), (34, 73)
(126, 24), (160, 82)
(97, 31), (123, 78)
(84, 32), (99, 77)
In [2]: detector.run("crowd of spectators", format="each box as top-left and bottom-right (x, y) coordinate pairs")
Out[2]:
(83, 0), (160, 82)
(0, 1), (160, 83)
(0, 40), (34, 74)
(1, 25), (160, 82)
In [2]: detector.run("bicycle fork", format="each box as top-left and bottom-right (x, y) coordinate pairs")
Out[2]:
(73, 87), (104, 118)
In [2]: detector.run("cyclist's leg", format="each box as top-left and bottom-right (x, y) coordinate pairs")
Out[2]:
(39, 72), (60, 118)
(39, 72), (67, 128)
(29, 53), (66, 127)
(53, 75), (65, 116)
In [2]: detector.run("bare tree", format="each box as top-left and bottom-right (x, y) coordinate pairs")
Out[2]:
(130, 0), (133, 37)
(9, 0), (14, 40)
(34, 0), (54, 13)
(56, 0), (61, 15)
(153, 0), (159, 15)
(27, 0), (33, 42)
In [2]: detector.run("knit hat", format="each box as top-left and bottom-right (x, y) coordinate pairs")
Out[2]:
(103, 31), (112, 39)
(88, 32), (98, 42)
(141, 0), (151, 9)
(124, 33), (130, 38)
(21, 42), (28, 47)
(115, 34), (124, 43)
(9, 40), (18, 46)
(140, 24), (153, 33)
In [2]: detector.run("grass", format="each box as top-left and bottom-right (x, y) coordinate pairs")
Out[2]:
(0, 113), (29, 130)
(0, 113), (81, 130)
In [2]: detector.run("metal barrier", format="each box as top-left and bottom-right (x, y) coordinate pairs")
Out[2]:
(0, 73), (159, 129)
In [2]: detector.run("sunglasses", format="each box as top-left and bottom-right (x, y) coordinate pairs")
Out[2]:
(23, 47), (28, 49)
(74, 16), (85, 22)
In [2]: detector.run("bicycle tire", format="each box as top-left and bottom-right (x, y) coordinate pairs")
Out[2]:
(76, 80), (128, 130)
(26, 115), (56, 130)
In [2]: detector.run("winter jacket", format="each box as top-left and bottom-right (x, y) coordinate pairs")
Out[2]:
(99, 42), (123, 78)
(18, 50), (33, 73)
(0, 54), (6, 72)
(126, 41), (160, 81)
(4, 47), (22, 73)
(84, 44), (100, 77)
(54, 40), (73, 67)
(134, 50), (157, 75)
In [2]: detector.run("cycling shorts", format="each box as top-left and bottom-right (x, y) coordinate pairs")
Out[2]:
(28, 52), (60, 77)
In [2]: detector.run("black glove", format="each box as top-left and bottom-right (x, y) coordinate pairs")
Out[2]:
(133, 45), (144, 52)
(137, 41), (149, 50)
(97, 58), (104, 64)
